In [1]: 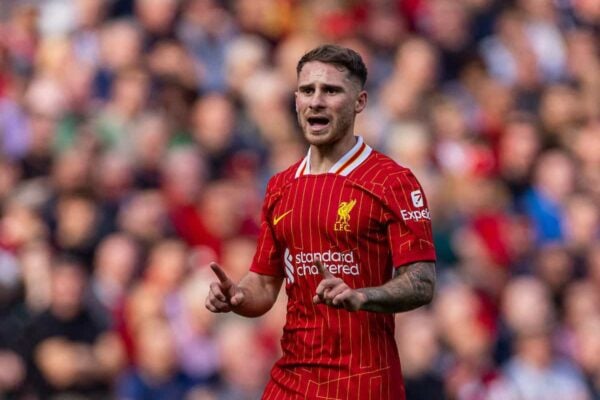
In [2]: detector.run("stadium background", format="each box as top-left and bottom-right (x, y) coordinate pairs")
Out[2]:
(0, 0), (599, 399)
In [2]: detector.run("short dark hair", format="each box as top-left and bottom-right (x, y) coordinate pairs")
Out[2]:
(296, 44), (368, 88)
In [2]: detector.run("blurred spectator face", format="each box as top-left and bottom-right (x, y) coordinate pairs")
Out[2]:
(498, 116), (540, 178)
(243, 70), (295, 143)
(225, 35), (269, 95)
(216, 320), (270, 392)
(35, 337), (80, 388)
(199, 180), (244, 240)
(146, 239), (189, 292)
(135, 317), (178, 379)
(571, 123), (600, 167)
(573, 317), (600, 377)
(274, 34), (320, 90)
(221, 237), (257, 283)
(563, 281), (600, 329)
(430, 96), (468, 141)
(25, 76), (66, 153)
(125, 284), (165, 335)
(538, 84), (582, 136)
(35, 36), (73, 78)
(0, 160), (21, 201)
(132, 113), (169, 168)
(572, 0), (600, 23)
(94, 233), (139, 289)
(394, 38), (438, 90)
(147, 40), (197, 87)
(384, 122), (432, 171)
(475, 77), (515, 125)
(179, 270), (216, 334)
(18, 241), (52, 311)
(535, 244), (574, 294)
(94, 151), (134, 199)
(100, 20), (142, 71)
(0, 199), (46, 248)
(532, 150), (575, 202)
(56, 194), (98, 248)
(61, 59), (95, 110)
(396, 311), (440, 377)
(565, 29), (600, 80)
(0, 350), (25, 392)
(501, 276), (554, 335)
(564, 194), (599, 249)
(425, 0), (469, 49)
(110, 68), (150, 117)
(161, 147), (206, 205)
(135, 0), (178, 35)
(50, 260), (87, 318)
(118, 190), (167, 242)
(364, 3), (406, 50)
(267, 139), (306, 174)
(52, 148), (93, 193)
(191, 93), (235, 153)
(75, 0), (106, 29)
(434, 283), (494, 361)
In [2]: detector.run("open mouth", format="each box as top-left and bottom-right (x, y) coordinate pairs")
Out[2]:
(307, 116), (330, 130)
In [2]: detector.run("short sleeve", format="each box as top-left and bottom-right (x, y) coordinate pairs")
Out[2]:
(383, 170), (436, 268)
(249, 178), (285, 277)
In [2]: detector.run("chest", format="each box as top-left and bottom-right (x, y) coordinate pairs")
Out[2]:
(271, 175), (386, 248)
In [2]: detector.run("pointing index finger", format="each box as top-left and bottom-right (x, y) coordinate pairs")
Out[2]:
(210, 262), (231, 285)
(315, 260), (334, 279)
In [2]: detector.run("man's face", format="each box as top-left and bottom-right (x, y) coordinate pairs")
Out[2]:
(295, 61), (366, 147)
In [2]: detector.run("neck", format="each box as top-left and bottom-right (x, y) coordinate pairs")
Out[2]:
(309, 134), (357, 174)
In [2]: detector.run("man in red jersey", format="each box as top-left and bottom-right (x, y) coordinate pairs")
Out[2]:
(205, 44), (437, 400)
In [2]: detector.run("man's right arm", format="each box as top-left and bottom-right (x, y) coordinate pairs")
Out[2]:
(205, 264), (283, 318)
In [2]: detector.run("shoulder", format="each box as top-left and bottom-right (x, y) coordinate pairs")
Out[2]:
(349, 150), (419, 191)
(263, 160), (303, 200)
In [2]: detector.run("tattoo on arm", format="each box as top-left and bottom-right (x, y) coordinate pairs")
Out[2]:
(357, 261), (436, 313)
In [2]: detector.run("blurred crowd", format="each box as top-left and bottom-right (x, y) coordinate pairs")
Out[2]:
(0, 0), (598, 399)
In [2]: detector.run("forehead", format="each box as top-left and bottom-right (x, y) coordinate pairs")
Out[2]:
(297, 61), (353, 86)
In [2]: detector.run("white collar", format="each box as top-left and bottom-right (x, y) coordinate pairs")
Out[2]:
(295, 136), (372, 178)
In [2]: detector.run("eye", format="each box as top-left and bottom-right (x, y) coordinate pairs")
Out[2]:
(325, 87), (339, 94)
(300, 87), (314, 95)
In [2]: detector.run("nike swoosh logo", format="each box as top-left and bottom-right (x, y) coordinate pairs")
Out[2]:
(273, 210), (292, 225)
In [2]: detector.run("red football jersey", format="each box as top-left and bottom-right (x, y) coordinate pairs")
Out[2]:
(250, 137), (436, 400)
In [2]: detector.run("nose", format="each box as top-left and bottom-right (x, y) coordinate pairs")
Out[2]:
(309, 90), (325, 109)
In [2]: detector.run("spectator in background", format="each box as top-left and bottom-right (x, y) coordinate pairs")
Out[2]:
(116, 316), (195, 400)
(19, 256), (118, 399)
(489, 276), (591, 400)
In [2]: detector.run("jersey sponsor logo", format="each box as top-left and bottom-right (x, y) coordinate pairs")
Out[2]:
(273, 209), (292, 226)
(401, 208), (431, 221)
(284, 248), (294, 284)
(284, 249), (360, 280)
(334, 199), (356, 232)
(411, 190), (424, 208)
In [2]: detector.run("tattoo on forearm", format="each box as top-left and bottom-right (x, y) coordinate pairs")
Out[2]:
(357, 261), (436, 313)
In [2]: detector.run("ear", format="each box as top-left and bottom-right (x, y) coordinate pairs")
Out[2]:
(355, 90), (367, 114)
(294, 91), (299, 112)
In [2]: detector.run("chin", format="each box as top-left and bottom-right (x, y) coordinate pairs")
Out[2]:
(304, 127), (335, 141)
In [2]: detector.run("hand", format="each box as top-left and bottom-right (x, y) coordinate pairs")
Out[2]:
(205, 262), (245, 313)
(313, 260), (366, 312)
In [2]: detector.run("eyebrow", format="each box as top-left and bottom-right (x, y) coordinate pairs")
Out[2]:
(297, 83), (346, 91)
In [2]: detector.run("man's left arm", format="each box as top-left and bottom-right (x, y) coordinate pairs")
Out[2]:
(357, 261), (436, 313)
(314, 261), (436, 313)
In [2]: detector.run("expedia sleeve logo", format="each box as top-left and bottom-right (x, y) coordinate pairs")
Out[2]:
(410, 190), (424, 208)
(334, 199), (356, 232)
(402, 190), (431, 221)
